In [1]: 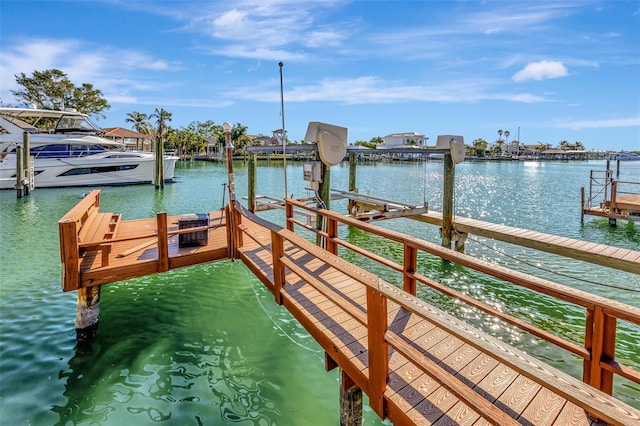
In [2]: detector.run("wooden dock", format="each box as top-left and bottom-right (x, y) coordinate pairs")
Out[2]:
(581, 168), (640, 224)
(59, 191), (640, 425)
(58, 190), (229, 291)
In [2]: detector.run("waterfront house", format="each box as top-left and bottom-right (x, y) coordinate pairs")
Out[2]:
(377, 132), (428, 148)
(102, 127), (152, 151)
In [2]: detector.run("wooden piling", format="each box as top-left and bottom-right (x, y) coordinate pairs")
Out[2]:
(157, 212), (169, 272)
(248, 152), (257, 213)
(348, 152), (357, 214)
(76, 286), (100, 340)
(441, 153), (455, 248)
(317, 160), (331, 246)
(15, 146), (24, 198)
(154, 137), (164, 189)
(22, 132), (31, 195)
(340, 369), (362, 426)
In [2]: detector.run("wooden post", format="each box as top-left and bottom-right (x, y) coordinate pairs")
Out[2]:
(340, 369), (362, 426)
(581, 187), (585, 221)
(22, 132), (31, 195)
(248, 152), (257, 213)
(326, 217), (338, 255)
(609, 180), (618, 227)
(225, 204), (233, 258)
(224, 127), (237, 259)
(157, 212), (169, 272)
(319, 162), (331, 211)
(348, 152), (357, 214)
(403, 243), (417, 295)
(15, 146), (24, 198)
(59, 219), (80, 292)
(271, 230), (284, 305)
(366, 285), (388, 418)
(604, 161), (610, 202)
(588, 306), (616, 395)
(441, 153), (455, 248)
(234, 202), (243, 256)
(285, 200), (294, 232)
(317, 160), (331, 246)
(76, 286), (100, 340)
(154, 138), (159, 188)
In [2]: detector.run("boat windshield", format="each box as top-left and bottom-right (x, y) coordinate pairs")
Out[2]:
(29, 144), (108, 158)
(55, 114), (102, 133)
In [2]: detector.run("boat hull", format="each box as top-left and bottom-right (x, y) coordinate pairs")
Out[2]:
(0, 153), (177, 189)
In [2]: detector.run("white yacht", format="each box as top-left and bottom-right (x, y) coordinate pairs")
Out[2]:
(0, 107), (178, 189)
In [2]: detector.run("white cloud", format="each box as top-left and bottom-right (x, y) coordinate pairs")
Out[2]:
(226, 75), (551, 105)
(0, 37), (180, 105)
(512, 60), (568, 82)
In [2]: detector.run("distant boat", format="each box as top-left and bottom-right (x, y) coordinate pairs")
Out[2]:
(609, 151), (640, 161)
(0, 107), (178, 189)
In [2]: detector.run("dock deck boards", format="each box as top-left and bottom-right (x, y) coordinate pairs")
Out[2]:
(77, 211), (229, 287)
(236, 218), (637, 426)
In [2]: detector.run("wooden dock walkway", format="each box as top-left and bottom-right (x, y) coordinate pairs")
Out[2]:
(58, 191), (640, 425)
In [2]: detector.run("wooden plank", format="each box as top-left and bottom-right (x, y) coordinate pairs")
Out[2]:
(519, 386), (567, 425)
(472, 362), (519, 402)
(501, 375), (542, 420)
(116, 238), (156, 257)
(553, 403), (592, 426)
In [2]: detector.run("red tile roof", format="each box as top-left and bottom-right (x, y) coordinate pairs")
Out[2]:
(102, 127), (152, 139)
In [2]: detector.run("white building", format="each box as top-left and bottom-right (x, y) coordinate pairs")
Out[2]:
(378, 132), (428, 148)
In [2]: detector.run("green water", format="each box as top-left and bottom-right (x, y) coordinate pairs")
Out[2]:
(1, 159), (639, 424)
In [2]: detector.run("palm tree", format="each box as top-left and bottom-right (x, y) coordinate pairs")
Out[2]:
(151, 108), (172, 138)
(125, 111), (151, 134)
(504, 130), (510, 144)
(497, 129), (503, 142)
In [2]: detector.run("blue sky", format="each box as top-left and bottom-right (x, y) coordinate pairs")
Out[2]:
(1, 0), (639, 151)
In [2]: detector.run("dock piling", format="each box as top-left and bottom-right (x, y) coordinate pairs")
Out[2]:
(248, 152), (257, 213)
(22, 132), (31, 196)
(339, 369), (362, 426)
(76, 286), (100, 340)
(441, 153), (455, 248)
(15, 146), (24, 198)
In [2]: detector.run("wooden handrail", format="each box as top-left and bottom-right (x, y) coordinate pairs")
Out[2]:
(279, 198), (640, 398)
(285, 198), (640, 321)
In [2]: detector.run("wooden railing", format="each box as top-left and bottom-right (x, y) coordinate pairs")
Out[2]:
(232, 199), (640, 424)
(281, 198), (640, 395)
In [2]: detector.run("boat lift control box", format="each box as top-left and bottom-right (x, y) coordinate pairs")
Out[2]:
(178, 213), (209, 247)
(303, 162), (322, 190)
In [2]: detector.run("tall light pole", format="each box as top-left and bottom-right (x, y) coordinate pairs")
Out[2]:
(279, 62), (288, 199)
